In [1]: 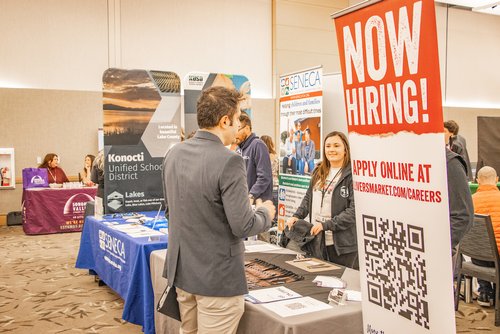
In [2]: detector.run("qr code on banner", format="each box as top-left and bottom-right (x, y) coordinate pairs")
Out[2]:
(363, 214), (429, 329)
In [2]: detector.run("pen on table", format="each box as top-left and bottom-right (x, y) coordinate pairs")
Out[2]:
(307, 264), (329, 269)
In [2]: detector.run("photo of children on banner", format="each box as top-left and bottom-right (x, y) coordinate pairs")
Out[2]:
(280, 117), (320, 176)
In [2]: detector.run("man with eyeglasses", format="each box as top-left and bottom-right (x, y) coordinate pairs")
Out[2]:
(235, 112), (273, 205)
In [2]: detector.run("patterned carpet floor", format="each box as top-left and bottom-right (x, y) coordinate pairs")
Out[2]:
(0, 225), (498, 333)
(0, 226), (141, 333)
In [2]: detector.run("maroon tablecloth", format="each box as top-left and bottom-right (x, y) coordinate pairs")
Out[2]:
(22, 187), (97, 235)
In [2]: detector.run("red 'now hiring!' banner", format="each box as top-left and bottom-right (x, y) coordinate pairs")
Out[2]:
(334, 1), (456, 334)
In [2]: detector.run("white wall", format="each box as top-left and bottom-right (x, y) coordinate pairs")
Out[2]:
(444, 6), (500, 108)
(120, 0), (272, 98)
(0, 0), (108, 91)
(0, 0), (273, 98)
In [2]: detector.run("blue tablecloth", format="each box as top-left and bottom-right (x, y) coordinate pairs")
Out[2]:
(76, 212), (168, 334)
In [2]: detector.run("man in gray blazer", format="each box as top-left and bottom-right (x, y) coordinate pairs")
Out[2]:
(162, 86), (275, 334)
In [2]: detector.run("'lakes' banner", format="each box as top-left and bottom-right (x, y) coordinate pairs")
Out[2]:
(103, 68), (181, 213)
(333, 1), (455, 333)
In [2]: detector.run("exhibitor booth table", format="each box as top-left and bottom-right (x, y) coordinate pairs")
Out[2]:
(22, 187), (97, 235)
(75, 212), (168, 334)
(150, 244), (363, 334)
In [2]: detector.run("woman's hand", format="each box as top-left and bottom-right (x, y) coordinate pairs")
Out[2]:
(310, 223), (324, 236)
(286, 216), (298, 230)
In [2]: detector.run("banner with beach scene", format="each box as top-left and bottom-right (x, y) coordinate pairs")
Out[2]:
(103, 68), (181, 213)
(183, 72), (251, 137)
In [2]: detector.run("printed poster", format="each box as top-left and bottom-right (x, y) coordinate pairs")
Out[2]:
(277, 66), (323, 232)
(183, 72), (251, 136)
(103, 68), (181, 213)
(333, 0), (454, 333)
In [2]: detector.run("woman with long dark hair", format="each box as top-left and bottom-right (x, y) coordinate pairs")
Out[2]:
(286, 131), (358, 269)
(79, 154), (95, 186)
(39, 153), (69, 184)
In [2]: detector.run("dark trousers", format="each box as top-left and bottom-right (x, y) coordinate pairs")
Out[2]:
(326, 246), (359, 270)
(282, 156), (296, 174)
(471, 258), (496, 294)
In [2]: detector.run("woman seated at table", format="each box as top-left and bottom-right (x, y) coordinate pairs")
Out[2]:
(79, 154), (95, 186)
(39, 153), (69, 184)
(286, 131), (358, 269)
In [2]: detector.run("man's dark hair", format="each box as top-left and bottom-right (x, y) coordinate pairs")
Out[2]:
(197, 86), (243, 129)
(444, 120), (459, 136)
(280, 130), (288, 144)
(305, 128), (311, 135)
(239, 112), (252, 131)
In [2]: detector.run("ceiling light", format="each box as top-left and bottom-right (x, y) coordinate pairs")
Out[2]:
(472, 1), (500, 15)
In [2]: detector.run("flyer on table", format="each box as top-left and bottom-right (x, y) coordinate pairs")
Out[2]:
(278, 66), (323, 232)
(333, 0), (454, 333)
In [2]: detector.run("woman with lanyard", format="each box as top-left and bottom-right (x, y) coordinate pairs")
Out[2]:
(286, 131), (358, 269)
(39, 153), (69, 184)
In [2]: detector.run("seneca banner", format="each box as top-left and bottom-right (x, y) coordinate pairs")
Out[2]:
(103, 68), (181, 213)
(278, 66), (323, 232)
(333, 1), (454, 333)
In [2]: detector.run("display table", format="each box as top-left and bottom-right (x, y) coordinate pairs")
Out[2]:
(150, 245), (363, 334)
(75, 212), (168, 334)
(22, 186), (97, 235)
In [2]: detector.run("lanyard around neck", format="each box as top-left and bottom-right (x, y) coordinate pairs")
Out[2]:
(320, 168), (342, 209)
(47, 168), (57, 183)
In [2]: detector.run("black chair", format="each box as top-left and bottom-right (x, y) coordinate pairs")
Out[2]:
(455, 214), (500, 326)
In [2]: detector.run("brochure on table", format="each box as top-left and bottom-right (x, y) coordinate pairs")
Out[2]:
(261, 296), (332, 317)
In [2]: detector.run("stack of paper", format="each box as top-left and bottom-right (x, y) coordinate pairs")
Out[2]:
(245, 286), (301, 304)
(260, 297), (333, 317)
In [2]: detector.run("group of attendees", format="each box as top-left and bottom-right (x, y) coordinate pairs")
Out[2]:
(444, 119), (500, 307)
(282, 121), (316, 176)
(159, 86), (500, 333)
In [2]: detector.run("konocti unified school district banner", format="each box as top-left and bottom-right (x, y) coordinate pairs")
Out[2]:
(103, 68), (181, 213)
(333, 0), (455, 333)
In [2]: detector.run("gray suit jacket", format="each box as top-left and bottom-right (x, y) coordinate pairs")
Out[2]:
(162, 130), (272, 296)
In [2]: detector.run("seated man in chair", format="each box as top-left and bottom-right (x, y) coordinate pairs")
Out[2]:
(472, 166), (500, 306)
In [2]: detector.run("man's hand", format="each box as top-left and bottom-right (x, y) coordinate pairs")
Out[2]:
(255, 199), (275, 221)
(286, 216), (299, 230)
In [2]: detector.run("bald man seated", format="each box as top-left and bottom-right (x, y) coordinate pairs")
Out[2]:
(471, 166), (500, 307)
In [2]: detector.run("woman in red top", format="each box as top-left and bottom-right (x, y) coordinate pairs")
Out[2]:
(39, 153), (69, 184)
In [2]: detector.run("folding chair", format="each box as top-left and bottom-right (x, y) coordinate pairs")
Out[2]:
(455, 214), (500, 326)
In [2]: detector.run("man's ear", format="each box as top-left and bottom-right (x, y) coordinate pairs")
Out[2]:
(219, 115), (229, 128)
